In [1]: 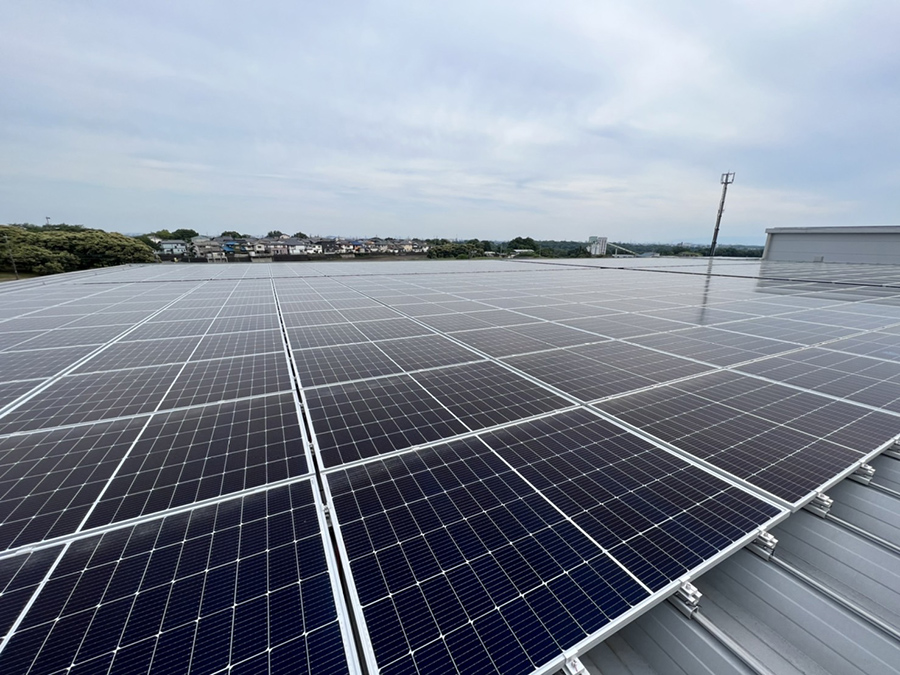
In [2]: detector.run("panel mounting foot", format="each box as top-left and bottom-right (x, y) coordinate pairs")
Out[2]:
(804, 492), (833, 518)
(564, 655), (588, 675)
(748, 530), (778, 561)
(849, 463), (875, 485)
(668, 581), (702, 618)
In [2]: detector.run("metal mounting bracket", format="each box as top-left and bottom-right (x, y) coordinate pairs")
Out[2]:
(668, 581), (702, 619)
(564, 655), (588, 675)
(849, 463), (875, 486)
(804, 492), (833, 518)
(748, 530), (778, 561)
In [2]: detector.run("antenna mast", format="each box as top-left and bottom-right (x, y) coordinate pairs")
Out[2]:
(709, 172), (735, 257)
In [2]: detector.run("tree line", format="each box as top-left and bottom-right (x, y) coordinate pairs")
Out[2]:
(1, 224), (156, 275)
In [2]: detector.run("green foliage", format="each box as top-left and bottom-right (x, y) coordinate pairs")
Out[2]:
(427, 241), (485, 259)
(535, 240), (591, 258)
(170, 229), (199, 241)
(220, 230), (242, 239)
(134, 234), (160, 250)
(292, 231), (308, 239)
(267, 230), (284, 238)
(611, 242), (763, 257)
(1, 225), (157, 276)
(507, 236), (538, 252)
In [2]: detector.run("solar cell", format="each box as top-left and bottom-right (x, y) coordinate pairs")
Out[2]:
(354, 317), (434, 341)
(452, 327), (554, 357)
(0, 481), (352, 675)
(71, 337), (201, 373)
(503, 348), (655, 402)
(629, 326), (797, 366)
(6, 326), (130, 350)
(123, 319), (214, 340)
(287, 323), (368, 349)
(192, 328), (283, 359)
(560, 313), (689, 339)
(481, 409), (783, 590)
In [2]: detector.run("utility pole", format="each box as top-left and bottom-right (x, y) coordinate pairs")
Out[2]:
(4, 233), (19, 280)
(709, 172), (735, 257)
(45, 216), (50, 226)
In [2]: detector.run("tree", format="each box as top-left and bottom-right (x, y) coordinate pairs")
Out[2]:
(292, 231), (308, 239)
(221, 230), (242, 239)
(134, 234), (160, 250)
(507, 236), (538, 252)
(170, 229), (199, 241)
(267, 230), (284, 238)
(1, 225), (156, 276)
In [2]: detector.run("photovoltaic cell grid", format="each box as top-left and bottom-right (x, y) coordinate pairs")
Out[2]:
(595, 369), (900, 504)
(2, 259), (900, 674)
(326, 415), (781, 675)
(0, 481), (351, 675)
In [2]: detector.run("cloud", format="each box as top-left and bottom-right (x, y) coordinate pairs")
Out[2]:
(1, 0), (898, 241)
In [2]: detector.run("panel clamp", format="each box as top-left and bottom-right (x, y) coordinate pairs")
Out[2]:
(849, 463), (875, 486)
(564, 655), (588, 675)
(803, 492), (833, 518)
(748, 530), (778, 561)
(668, 581), (702, 618)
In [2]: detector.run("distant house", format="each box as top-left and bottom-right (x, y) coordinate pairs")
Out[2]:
(190, 236), (227, 262)
(158, 240), (188, 255)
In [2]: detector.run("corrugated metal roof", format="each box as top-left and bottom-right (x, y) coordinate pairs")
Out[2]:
(584, 453), (900, 675)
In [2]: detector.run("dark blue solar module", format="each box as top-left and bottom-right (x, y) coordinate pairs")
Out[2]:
(0, 480), (352, 675)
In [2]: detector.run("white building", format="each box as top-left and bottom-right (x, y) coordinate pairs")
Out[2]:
(588, 236), (608, 256)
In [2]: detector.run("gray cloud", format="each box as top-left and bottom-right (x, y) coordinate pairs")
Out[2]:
(1, 0), (898, 243)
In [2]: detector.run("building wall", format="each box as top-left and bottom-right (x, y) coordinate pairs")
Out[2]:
(762, 227), (900, 264)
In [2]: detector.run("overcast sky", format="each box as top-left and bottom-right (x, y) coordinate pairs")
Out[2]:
(2, 1), (898, 243)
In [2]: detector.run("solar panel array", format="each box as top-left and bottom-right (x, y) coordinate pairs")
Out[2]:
(2, 257), (899, 674)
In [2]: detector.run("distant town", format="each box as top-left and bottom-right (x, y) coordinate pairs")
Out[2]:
(0, 223), (764, 278)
